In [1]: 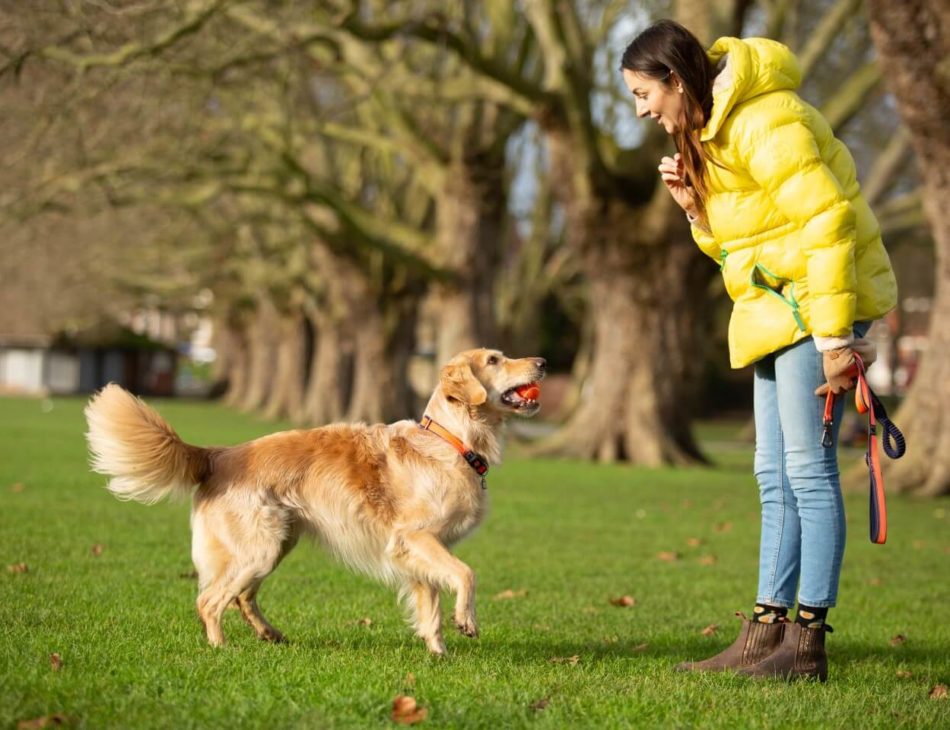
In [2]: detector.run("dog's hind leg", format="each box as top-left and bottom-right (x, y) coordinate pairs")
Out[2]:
(236, 528), (298, 643)
(391, 531), (478, 641)
(408, 581), (445, 655)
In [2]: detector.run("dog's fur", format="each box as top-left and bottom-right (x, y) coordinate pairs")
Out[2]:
(85, 349), (545, 654)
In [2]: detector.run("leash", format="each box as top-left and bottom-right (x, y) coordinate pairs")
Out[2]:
(419, 415), (489, 489)
(821, 353), (906, 544)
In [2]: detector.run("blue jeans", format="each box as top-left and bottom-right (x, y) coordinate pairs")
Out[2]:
(753, 324), (869, 608)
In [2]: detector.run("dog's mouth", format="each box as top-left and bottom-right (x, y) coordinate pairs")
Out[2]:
(500, 382), (542, 415)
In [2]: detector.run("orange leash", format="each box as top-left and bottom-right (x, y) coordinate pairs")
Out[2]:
(821, 354), (905, 544)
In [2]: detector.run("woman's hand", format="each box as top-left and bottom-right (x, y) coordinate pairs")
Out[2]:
(658, 153), (698, 217)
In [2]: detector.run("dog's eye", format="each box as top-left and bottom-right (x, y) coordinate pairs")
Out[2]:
(486, 355), (499, 365)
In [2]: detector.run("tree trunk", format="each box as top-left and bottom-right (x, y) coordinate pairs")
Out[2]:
(300, 304), (346, 426)
(218, 315), (251, 409)
(239, 294), (282, 412)
(429, 159), (505, 366)
(866, 0), (950, 496)
(261, 304), (307, 422)
(532, 124), (712, 465)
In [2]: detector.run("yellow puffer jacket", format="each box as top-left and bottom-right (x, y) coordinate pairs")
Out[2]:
(691, 36), (897, 368)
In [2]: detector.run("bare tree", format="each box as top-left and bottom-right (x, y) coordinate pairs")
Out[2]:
(865, 0), (950, 496)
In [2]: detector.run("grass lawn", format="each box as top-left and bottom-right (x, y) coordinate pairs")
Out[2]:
(2, 395), (948, 729)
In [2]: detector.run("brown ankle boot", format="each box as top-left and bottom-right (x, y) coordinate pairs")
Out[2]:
(737, 620), (832, 681)
(675, 613), (785, 673)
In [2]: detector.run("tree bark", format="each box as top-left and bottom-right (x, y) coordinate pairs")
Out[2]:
(530, 120), (712, 465)
(429, 158), (505, 366)
(239, 294), (282, 413)
(261, 304), (307, 422)
(866, 0), (950, 496)
(300, 303), (346, 426)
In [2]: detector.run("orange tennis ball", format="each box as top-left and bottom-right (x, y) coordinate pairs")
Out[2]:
(515, 383), (541, 400)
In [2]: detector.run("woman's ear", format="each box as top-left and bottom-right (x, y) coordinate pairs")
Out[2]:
(440, 362), (488, 406)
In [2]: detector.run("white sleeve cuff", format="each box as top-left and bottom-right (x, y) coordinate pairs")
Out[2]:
(813, 333), (854, 352)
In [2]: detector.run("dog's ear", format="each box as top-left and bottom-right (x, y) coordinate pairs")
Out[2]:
(440, 361), (487, 406)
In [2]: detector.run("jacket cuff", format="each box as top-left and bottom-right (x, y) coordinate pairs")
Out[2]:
(813, 333), (854, 352)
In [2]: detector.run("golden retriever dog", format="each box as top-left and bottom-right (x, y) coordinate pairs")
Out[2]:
(85, 348), (545, 654)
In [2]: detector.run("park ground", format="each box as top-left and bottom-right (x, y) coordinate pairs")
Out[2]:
(1, 395), (948, 728)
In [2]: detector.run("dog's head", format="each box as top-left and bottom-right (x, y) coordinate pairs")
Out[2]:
(439, 349), (546, 417)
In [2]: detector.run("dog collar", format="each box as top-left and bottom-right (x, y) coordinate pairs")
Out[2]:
(418, 415), (489, 484)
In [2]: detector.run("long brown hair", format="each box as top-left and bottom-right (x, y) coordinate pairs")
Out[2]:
(621, 20), (717, 224)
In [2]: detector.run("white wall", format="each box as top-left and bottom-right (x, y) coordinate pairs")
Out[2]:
(0, 348), (46, 393)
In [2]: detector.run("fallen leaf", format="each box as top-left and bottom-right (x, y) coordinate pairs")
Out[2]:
(686, 537), (703, 547)
(391, 695), (427, 724)
(529, 697), (550, 712)
(714, 522), (733, 533)
(631, 643), (649, 652)
(550, 655), (580, 665)
(889, 634), (907, 646)
(50, 653), (63, 671)
(10, 482), (24, 493)
(896, 670), (913, 679)
(492, 589), (527, 600)
(930, 684), (948, 700)
(8, 563), (28, 574)
(698, 555), (718, 566)
(681, 499), (693, 509)
(17, 715), (68, 729)
(868, 577), (882, 586)
(609, 595), (636, 607)
(356, 617), (373, 627)
(701, 624), (719, 637)
(91, 544), (104, 557)
(656, 551), (680, 562)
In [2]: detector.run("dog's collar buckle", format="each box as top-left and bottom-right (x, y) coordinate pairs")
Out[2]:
(419, 416), (489, 487)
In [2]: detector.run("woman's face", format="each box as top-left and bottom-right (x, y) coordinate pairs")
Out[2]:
(622, 69), (685, 135)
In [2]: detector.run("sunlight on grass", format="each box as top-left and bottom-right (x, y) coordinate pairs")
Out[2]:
(2, 396), (948, 728)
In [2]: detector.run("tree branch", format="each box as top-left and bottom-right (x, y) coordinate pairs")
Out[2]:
(798, 0), (863, 80)
(820, 61), (882, 131)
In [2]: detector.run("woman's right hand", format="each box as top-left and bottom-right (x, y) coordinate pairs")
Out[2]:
(658, 153), (698, 216)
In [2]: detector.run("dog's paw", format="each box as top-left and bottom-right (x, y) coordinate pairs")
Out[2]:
(425, 638), (447, 656)
(454, 617), (479, 639)
(260, 627), (287, 644)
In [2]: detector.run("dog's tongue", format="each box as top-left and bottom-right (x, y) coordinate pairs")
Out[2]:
(515, 383), (541, 401)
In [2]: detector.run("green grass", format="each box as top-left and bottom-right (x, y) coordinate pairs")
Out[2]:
(2, 395), (948, 729)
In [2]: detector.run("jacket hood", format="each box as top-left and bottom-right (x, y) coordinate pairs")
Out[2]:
(701, 37), (802, 142)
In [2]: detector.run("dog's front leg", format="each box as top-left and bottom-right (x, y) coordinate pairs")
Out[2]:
(411, 582), (446, 655)
(392, 531), (478, 641)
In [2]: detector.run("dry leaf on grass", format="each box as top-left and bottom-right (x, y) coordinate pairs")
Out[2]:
(895, 670), (913, 679)
(10, 482), (25, 493)
(492, 589), (527, 600)
(701, 624), (719, 637)
(357, 617), (373, 627)
(17, 715), (68, 729)
(549, 655), (580, 665)
(714, 522), (734, 533)
(609, 595), (636, 607)
(686, 537), (703, 547)
(889, 634), (907, 646)
(529, 698), (550, 712)
(698, 555), (718, 566)
(631, 643), (649, 652)
(930, 684), (948, 700)
(50, 653), (63, 671)
(91, 544), (104, 557)
(8, 563), (28, 574)
(656, 551), (680, 562)
(868, 577), (882, 586)
(391, 695), (427, 724)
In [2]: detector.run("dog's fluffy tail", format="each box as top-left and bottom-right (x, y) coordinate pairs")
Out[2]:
(85, 384), (209, 504)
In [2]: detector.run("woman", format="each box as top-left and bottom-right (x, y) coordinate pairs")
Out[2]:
(620, 20), (897, 681)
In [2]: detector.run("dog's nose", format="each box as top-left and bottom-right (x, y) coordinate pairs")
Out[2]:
(534, 358), (547, 371)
